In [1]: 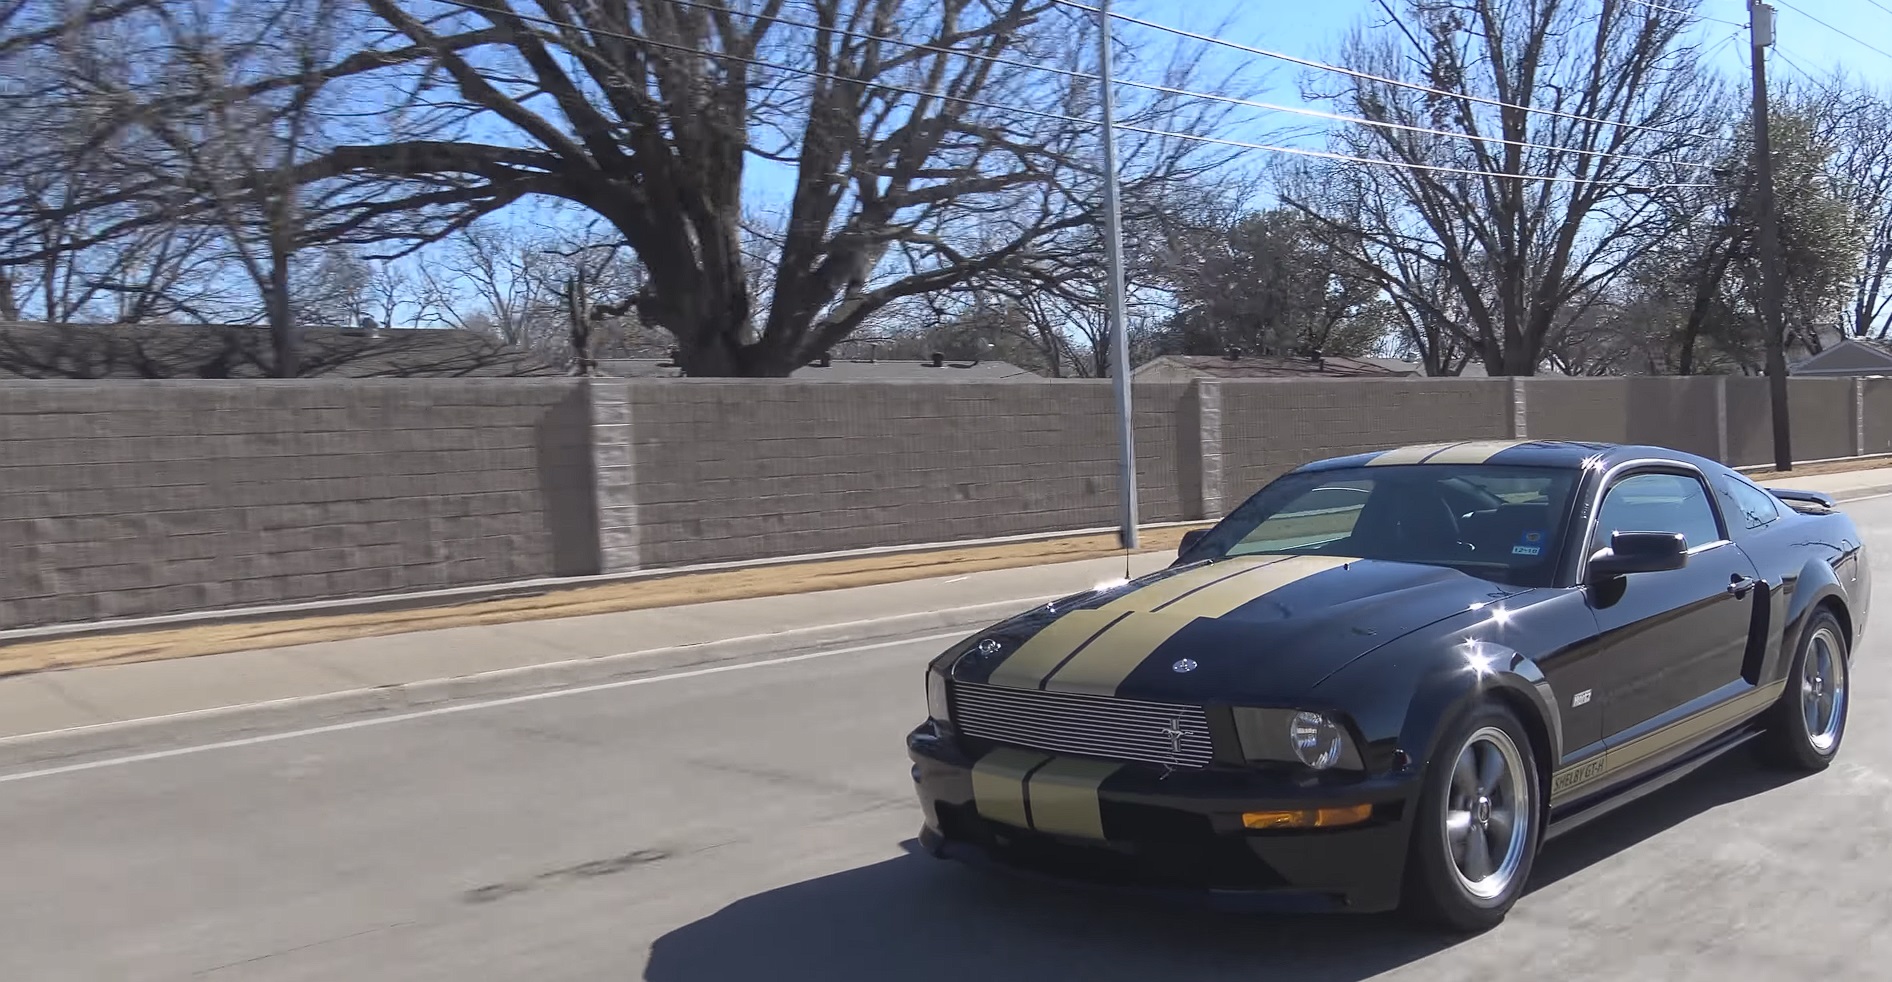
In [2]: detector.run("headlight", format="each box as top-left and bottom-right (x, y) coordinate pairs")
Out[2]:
(1288, 711), (1347, 769)
(1232, 707), (1363, 771)
(926, 669), (951, 723)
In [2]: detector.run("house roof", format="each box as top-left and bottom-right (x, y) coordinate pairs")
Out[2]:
(0, 322), (563, 379)
(597, 356), (1043, 381)
(1789, 336), (1892, 377)
(1131, 353), (1417, 381)
(1352, 355), (1489, 378)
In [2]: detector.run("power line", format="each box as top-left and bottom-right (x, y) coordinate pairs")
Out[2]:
(1047, 0), (1725, 141)
(600, 0), (1722, 171)
(1772, 0), (1892, 63)
(1620, 0), (1746, 25)
(1116, 124), (1716, 187)
(1772, 45), (1822, 82)
(1865, 0), (1892, 20)
(429, 0), (1715, 189)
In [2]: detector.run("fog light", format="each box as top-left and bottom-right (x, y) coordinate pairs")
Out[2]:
(1241, 804), (1373, 830)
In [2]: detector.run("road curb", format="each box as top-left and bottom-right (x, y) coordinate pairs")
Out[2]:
(0, 594), (1060, 770)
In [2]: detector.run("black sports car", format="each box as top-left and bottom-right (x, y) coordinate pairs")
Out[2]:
(906, 440), (1870, 931)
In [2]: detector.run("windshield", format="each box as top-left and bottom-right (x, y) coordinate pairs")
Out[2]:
(1183, 464), (1580, 586)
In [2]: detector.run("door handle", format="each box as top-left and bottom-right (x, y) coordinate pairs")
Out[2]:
(1728, 575), (1761, 597)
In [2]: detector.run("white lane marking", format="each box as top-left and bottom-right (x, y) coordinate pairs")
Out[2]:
(5, 596), (1065, 748)
(0, 630), (969, 786)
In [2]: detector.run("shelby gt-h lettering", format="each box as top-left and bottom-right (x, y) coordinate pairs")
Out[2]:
(907, 440), (1870, 931)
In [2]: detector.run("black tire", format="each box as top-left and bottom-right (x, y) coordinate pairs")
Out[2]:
(1758, 608), (1850, 772)
(1401, 701), (1543, 933)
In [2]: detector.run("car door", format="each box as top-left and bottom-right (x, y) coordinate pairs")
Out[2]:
(1585, 468), (1763, 749)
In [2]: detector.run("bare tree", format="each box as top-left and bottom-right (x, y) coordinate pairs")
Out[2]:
(131, 0), (358, 374)
(1281, 0), (1723, 375)
(1805, 76), (1892, 340)
(158, 0), (1244, 376)
(1549, 89), (1860, 376)
(1151, 208), (1390, 359)
(419, 219), (661, 368)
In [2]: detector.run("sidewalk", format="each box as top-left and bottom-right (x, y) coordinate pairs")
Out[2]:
(4, 463), (1889, 748)
(0, 550), (1174, 743)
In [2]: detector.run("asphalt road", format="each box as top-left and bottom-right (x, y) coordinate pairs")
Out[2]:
(7, 500), (1892, 981)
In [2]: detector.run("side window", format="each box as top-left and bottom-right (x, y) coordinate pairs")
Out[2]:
(1718, 475), (1782, 530)
(1592, 472), (1723, 553)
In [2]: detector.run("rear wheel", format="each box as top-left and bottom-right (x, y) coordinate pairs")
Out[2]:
(1759, 608), (1849, 771)
(1401, 702), (1542, 933)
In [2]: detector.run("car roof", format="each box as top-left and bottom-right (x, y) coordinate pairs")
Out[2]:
(1292, 440), (1724, 474)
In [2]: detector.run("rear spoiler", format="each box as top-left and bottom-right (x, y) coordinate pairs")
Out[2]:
(1766, 487), (1837, 512)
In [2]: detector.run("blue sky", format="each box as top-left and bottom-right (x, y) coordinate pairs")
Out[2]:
(1107, 0), (1892, 156)
(729, 0), (1892, 214)
(449, 0), (1892, 324)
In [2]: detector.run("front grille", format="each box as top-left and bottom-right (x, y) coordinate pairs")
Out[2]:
(949, 681), (1215, 768)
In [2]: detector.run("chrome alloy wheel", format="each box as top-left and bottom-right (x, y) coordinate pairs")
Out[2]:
(1443, 726), (1532, 901)
(1802, 626), (1848, 753)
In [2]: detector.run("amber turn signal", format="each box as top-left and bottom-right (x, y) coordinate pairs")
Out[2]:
(1241, 803), (1373, 829)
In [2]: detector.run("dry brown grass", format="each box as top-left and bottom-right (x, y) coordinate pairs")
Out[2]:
(1741, 455), (1892, 480)
(0, 523), (1211, 678)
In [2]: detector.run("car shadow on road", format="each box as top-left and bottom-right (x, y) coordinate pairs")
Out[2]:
(644, 842), (1450, 982)
(644, 749), (1807, 982)
(1526, 744), (1803, 892)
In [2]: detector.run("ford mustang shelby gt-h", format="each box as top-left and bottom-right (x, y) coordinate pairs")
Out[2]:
(906, 440), (1869, 931)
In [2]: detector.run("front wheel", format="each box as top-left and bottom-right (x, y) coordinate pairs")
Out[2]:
(1759, 608), (1850, 771)
(1401, 702), (1542, 933)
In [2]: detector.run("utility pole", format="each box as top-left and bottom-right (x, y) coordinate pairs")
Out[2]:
(1749, 0), (1792, 471)
(1099, 0), (1140, 550)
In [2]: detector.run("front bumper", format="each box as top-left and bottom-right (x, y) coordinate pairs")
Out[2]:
(907, 723), (1422, 914)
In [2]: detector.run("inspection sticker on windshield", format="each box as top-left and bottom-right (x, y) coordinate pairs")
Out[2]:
(1512, 530), (1545, 556)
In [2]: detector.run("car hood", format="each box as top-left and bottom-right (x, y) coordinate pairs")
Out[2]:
(948, 554), (1529, 703)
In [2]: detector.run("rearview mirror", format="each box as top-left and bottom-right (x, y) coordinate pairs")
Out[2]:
(1178, 528), (1208, 559)
(1587, 531), (1688, 581)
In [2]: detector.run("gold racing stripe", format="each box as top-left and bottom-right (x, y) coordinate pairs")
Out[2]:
(1367, 441), (1461, 465)
(1041, 554), (1358, 696)
(1151, 553), (1358, 618)
(1040, 614), (1194, 696)
(1111, 554), (1290, 610)
(982, 556), (1284, 689)
(982, 609), (1123, 690)
(1419, 439), (1532, 464)
(1025, 757), (1124, 839)
(1548, 679), (1788, 802)
(969, 746), (1051, 829)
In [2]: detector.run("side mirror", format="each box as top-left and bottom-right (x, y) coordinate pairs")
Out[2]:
(1587, 531), (1688, 582)
(1178, 528), (1209, 559)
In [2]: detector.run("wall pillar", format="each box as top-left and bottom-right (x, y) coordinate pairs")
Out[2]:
(588, 379), (642, 572)
(1194, 379), (1225, 520)
(1715, 377), (1731, 463)
(1855, 377), (1867, 457)
(1509, 377), (1528, 439)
